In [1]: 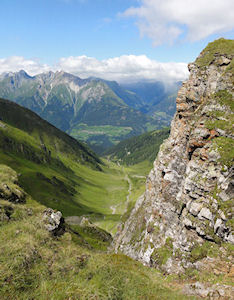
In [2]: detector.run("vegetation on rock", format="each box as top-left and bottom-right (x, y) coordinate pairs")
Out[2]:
(195, 38), (234, 68)
(113, 39), (234, 300)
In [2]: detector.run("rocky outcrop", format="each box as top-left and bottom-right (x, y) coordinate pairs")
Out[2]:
(113, 39), (234, 273)
(0, 165), (26, 203)
(43, 208), (65, 236)
(66, 216), (113, 243)
(183, 282), (234, 299)
(0, 204), (14, 222)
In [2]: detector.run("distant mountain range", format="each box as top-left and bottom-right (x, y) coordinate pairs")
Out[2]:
(0, 70), (180, 153)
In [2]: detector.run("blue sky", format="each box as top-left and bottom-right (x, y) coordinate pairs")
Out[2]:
(0, 0), (233, 82)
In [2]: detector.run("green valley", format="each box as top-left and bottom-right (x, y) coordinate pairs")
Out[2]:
(1, 0), (233, 295)
(0, 98), (154, 234)
(0, 97), (190, 299)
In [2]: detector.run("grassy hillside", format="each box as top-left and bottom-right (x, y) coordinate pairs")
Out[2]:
(196, 38), (234, 68)
(0, 98), (156, 235)
(0, 165), (190, 299)
(0, 98), (100, 167)
(0, 98), (128, 219)
(105, 128), (170, 165)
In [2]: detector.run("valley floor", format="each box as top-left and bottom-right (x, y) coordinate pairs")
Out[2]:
(66, 159), (152, 235)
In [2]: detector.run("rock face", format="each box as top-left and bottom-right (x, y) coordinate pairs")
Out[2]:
(113, 39), (234, 273)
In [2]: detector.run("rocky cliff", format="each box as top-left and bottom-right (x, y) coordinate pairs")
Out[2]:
(114, 38), (234, 274)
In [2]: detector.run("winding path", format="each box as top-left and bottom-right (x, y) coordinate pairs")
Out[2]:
(110, 205), (117, 214)
(110, 172), (132, 215)
(124, 174), (132, 209)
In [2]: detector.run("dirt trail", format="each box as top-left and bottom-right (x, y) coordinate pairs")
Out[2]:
(125, 174), (132, 206)
(110, 173), (132, 215)
(110, 205), (116, 214)
(132, 175), (146, 179)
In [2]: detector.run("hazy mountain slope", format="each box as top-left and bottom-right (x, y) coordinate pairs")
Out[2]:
(0, 72), (163, 152)
(105, 128), (170, 165)
(121, 81), (165, 106)
(102, 79), (144, 109)
(121, 81), (181, 117)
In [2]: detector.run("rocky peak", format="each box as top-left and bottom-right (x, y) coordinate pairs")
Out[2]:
(113, 39), (234, 273)
(1, 70), (33, 88)
(18, 69), (31, 78)
(2, 69), (31, 79)
(35, 71), (56, 84)
(34, 70), (87, 91)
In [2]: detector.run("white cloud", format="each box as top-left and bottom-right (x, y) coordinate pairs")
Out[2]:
(0, 55), (189, 83)
(0, 56), (51, 76)
(57, 55), (188, 83)
(122, 0), (234, 45)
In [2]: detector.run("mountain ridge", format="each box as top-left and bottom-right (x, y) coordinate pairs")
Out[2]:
(0, 70), (177, 152)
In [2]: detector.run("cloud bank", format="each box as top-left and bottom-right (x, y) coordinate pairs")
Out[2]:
(0, 56), (51, 75)
(0, 55), (189, 83)
(122, 0), (234, 46)
(58, 55), (188, 83)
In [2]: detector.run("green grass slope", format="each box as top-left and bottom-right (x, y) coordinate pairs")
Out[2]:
(0, 98), (129, 219)
(196, 38), (234, 68)
(105, 128), (170, 165)
(0, 98), (101, 167)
